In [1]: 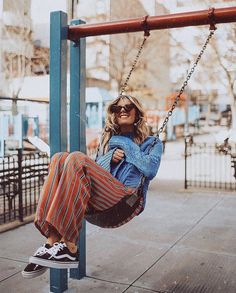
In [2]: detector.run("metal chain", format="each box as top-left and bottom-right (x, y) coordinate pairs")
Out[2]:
(99, 26), (215, 156)
(157, 29), (215, 136)
(120, 35), (149, 95)
(95, 31), (149, 160)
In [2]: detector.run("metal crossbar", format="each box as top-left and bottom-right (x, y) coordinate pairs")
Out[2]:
(68, 6), (236, 39)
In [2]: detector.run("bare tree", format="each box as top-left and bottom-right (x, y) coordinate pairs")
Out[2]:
(109, 32), (149, 93)
(0, 1), (32, 116)
(1, 1), (50, 115)
(199, 0), (236, 136)
(109, 0), (171, 101)
(210, 26), (236, 131)
(169, 17), (236, 133)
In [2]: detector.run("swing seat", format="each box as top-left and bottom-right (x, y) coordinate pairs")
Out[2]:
(85, 193), (142, 228)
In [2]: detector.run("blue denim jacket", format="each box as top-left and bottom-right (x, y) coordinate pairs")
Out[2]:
(96, 134), (163, 211)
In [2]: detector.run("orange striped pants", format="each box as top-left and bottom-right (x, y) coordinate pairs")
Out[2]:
(35, 151), (142, 243)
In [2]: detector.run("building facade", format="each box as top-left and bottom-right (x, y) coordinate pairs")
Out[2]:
(76, 0), (171, 109)
(0, 0), (33, 95)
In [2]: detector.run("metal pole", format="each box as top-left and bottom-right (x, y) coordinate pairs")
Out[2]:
(184, 60), (191, 136)
(50, 11), (68, 156)
(69, 18), (87, 280)
(49, 11), (68, 293)
(18, 148), (23, 222)
(68, 6), (236, 40)
(184, 137), (188, 189)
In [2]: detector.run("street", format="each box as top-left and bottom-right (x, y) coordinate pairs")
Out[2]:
(0, 137), (236, 293)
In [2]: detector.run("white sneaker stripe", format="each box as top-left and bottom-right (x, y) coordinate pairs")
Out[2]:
(53, 254), (76, 261)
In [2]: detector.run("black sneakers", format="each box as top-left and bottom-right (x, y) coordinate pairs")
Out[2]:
(29, 242), (79, 269)
(22, 243), (51, 279)
(22, 263), (48, 279)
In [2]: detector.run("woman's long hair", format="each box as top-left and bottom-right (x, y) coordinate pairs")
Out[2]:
(100, 95), (150, 154)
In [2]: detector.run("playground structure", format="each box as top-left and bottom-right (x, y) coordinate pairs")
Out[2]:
(49, 7), (236, 292)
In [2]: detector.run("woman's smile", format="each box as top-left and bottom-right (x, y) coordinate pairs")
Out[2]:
(119, 112), (130, 118)
(115, 98), (136, 132)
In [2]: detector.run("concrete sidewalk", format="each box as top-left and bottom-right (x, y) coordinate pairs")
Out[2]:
(1, 141), (236, 293)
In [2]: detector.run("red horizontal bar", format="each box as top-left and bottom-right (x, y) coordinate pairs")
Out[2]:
(68, 6), (236, 40)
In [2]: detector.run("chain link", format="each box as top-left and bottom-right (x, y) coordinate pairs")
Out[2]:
(120, 35), (149, 95)
(95, 32), (149, 160)
(119, 28), (215, 136)
(157, 29), (215, 136)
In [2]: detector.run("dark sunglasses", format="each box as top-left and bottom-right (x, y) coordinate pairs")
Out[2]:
(110, 103), (135, 114)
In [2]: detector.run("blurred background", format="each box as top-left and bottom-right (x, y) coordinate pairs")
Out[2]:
(0, 0), (236, 225)
(0, 0), (236, 155)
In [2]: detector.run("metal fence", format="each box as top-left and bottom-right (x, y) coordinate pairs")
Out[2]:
(185, 138), (236, 191)
(0, 149), (49, 224)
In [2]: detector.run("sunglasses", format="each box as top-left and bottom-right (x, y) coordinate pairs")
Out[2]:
(110, 103), (136, 114)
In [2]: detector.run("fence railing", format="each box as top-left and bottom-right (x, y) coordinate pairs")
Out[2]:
(1, 141), (235, 225)
(185, 138), (236, 191)
(0, 149), (49, 224)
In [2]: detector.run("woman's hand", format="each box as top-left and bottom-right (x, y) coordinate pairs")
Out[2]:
(112, 148), (125, 163)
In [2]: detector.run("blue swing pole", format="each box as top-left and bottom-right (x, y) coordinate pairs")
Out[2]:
(49, 12), (86, 292)
(69, 18), (86, 280)
(49, 11), (69, 293)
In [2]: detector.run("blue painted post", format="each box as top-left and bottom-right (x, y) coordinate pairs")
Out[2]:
(50, 11), (68, 293)
(69, 19), (87, 280)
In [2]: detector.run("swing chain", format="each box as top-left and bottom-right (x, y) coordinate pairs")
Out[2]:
(96, 17), (150, 159)
(120, 36), (149, 95)
(157, 29), (215, 136)
(120, 16), (150, 95)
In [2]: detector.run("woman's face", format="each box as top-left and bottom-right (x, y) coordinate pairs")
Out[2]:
(114, 97), (137, 133)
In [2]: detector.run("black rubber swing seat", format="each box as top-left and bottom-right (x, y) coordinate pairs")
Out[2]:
(85, 193), (142, 228)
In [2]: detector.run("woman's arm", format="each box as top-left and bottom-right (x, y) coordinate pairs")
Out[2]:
(96, 149), (117, 172)
(109, 136), (163, 180)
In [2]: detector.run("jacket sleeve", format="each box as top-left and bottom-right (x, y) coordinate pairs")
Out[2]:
(109, 136), (163, 180)
(95, 148), (116, 173)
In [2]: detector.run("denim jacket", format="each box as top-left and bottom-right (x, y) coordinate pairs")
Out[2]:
(96, 134), (163, 211)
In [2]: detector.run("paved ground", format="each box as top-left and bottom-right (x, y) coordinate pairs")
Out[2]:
(0, 139), (236, 293)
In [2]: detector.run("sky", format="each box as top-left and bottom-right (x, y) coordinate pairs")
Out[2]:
(30, 0), (177, 24)
(31, 0), (66, 24)
(30, 0), (236, 24)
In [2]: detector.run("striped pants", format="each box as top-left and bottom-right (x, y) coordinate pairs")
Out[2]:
(35, 151), (143, 243)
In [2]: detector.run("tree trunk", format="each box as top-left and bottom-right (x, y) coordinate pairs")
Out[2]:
(231, 102), (236, 129)
(230, 80), (236, 126)
(229, 94), (236, 142)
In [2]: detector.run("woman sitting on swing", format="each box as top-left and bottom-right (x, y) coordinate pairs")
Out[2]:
(22, 94), (163, 279)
